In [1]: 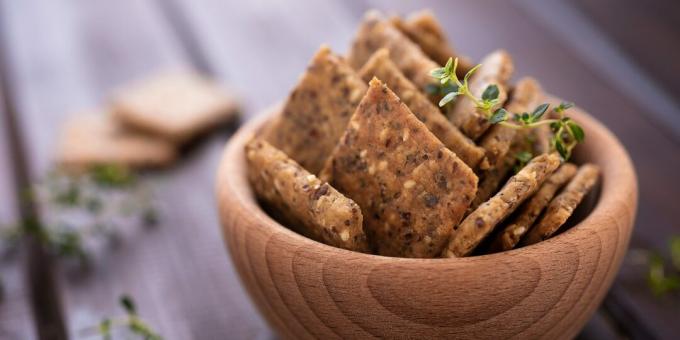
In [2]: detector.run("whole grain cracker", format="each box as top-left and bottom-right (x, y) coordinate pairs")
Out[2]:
(390, 10), (473, 77)
(322, 78), (477, 258)
(260, 45), (367, 175)
(477, 77), (542, 170)
(245, 138), (370, 252)
(489, 163), (577, 252)
(470, 133), (534, 212)
(111, 71), (239, 143)
(522, 164), (600, 246)
(443, 152), (560, 257)
(57, 113), (177, 170)
(446, 50), (514, 140)
(469, 150), (515, 212)
(358, 49), (484, 168)
(347, 10), (439, 92)
(532, 125), (553, 155)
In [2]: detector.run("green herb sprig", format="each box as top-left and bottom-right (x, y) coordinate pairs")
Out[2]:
(80, 295), (162, 339)
(647, 237), (680, 296)
(430, 57), (586, 160)
(430, 58), (500, 113)
(1, 165), (158, 263)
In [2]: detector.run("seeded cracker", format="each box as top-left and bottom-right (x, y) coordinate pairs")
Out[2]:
(57, 113), (177, 170)
(471, 132), (539, 212)
(446, 50), (514, 140)
(489, 163), (577, 252)
(390, 10), (473, 77)
(532, 125), (553, 155)
(443, 153), (560, 257)
(522, 164), (600, 246)
(477, 77), (542, 170)
(111, 71), (239, 143)
(347, 11), (439, 92)
(469, 148), (516, 212)
(322, 78), (477, 258)
(260, 45), (367, 174)
(359, 49), (484, 168)
(245, 139), (370, 252)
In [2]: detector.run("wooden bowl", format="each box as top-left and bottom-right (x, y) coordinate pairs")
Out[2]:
(215, 104), (637, 339)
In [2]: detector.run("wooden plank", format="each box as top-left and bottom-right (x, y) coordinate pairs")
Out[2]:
(576, 310), (624, 340)
(0, 0), (269, 338)
(94, 0), (679, 338)
(153, 1), (680, 338)
(517, 0), (680, 144)
(0, 94), (17, 253)
(2, 0), (675, 338)
(0, 76), (37, 340)
(0, 4), (68, 335)
(573, 0), (680, 103)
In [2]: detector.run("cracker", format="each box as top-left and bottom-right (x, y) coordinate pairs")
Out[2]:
(477, 77), (542, 170)
(446, 50), (514, 140)
(245, 138), (370, 252)
(322, 78), (477, 258)
(260, 46), (367, 174)
(443, 152), (560, 257)
(347, 11), (439, 92)
(525, 89), (555, 156)
(57, 113), (177, 169)
(390, 10), (473, 77)
(469, 150), (515, 212)
(531, 125), (552, 155)
(489, 163), (577, 252)
(470, 134), (534, 212)
(358, 49), (484, 168)
(111, 71), (240, 143)
(522, 164), (600, 246)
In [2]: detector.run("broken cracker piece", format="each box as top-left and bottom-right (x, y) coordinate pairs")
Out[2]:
(469, 150), (515, 212)
(391, 10), (473, 77)
(489, 163), (577, 252)
(111, 71), (239, 143)
(443, 152), (560, 257)
(57, 113), (177, 169)
(446, 50), (514, 140)
(477, 77), (542, 170)
(260, 45), (367, 175)
(245, 138), (370, 252)
(347, 10), (439, 92)
(522, 164), (600, 246)
(359, 49), (484, 168)
(322, 78), (477, 258)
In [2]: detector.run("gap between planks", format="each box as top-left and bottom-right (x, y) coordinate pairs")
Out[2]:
(0, 4), (68, 337)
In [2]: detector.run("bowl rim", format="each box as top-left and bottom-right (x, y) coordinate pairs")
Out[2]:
(216, 100), (638, 263)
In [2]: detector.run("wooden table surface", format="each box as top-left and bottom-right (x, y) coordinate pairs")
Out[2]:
(0, 0), (677, 339)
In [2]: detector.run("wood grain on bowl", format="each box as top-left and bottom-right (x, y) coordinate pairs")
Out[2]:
(217, 101), (636, 339)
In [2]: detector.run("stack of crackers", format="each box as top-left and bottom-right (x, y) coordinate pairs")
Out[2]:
(57, 72), (240, 170)
(246, 10), (600, 258)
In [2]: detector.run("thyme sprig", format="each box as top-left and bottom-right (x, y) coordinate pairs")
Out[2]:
(430, 58), (499, 112)
(1, 165), (158, 263)
(80, 295), (162, 339)
(430, 57), (586, 160)
(647, 237), (680, 296)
